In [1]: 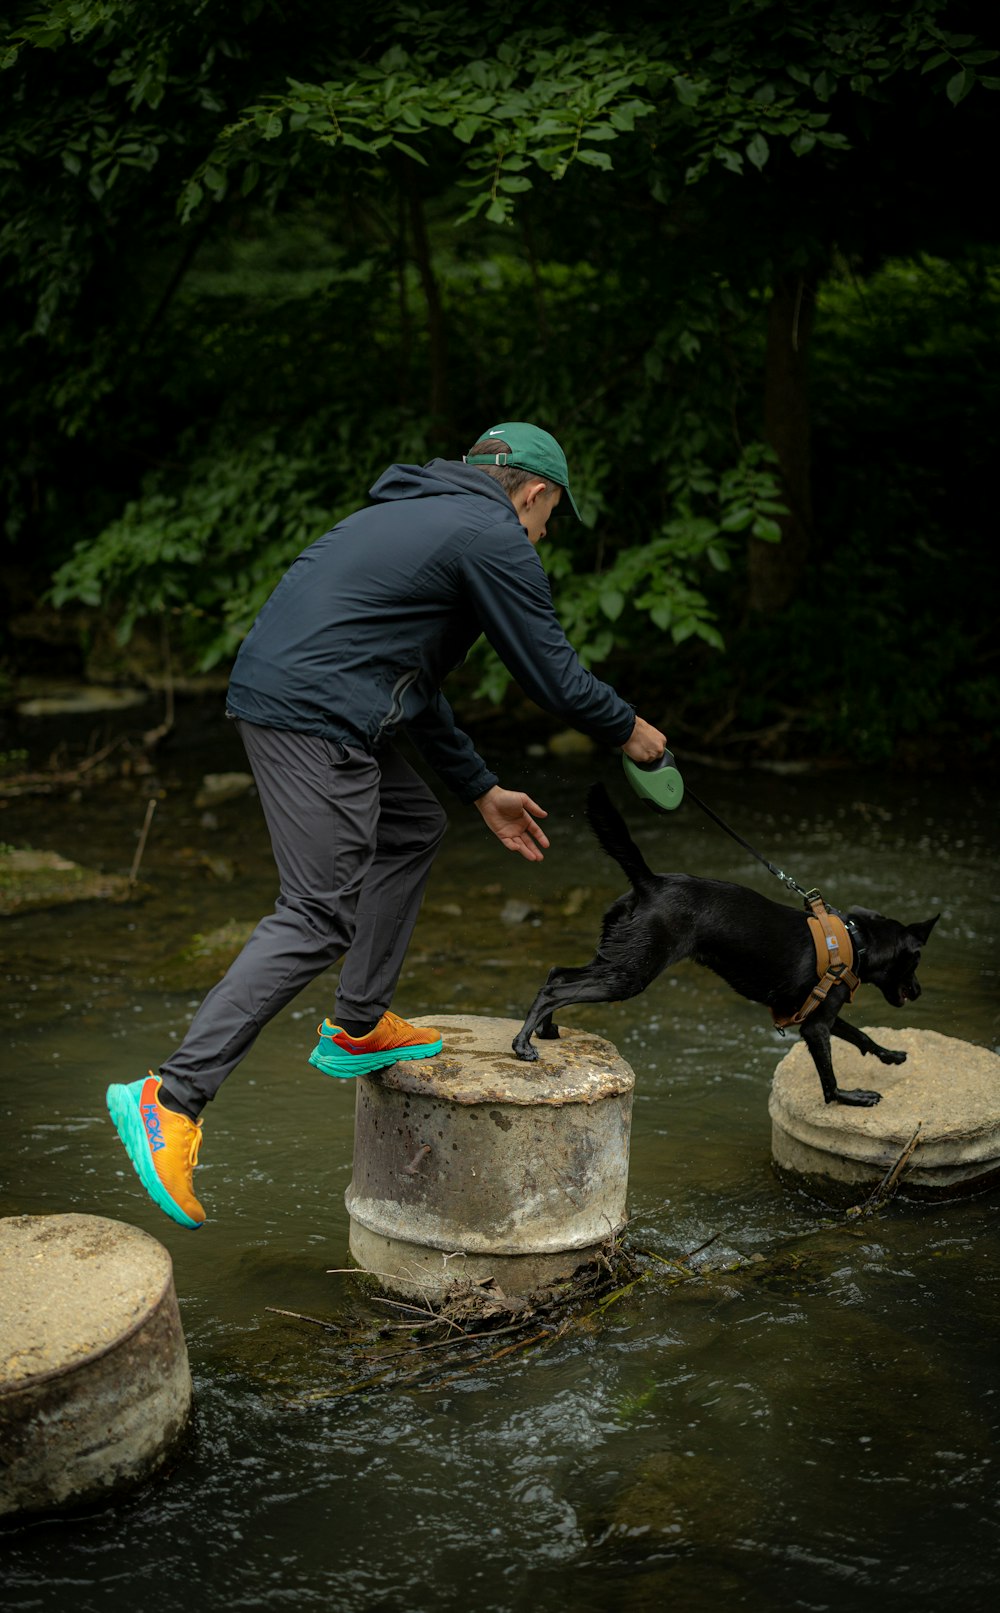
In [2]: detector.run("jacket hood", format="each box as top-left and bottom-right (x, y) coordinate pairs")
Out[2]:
(368, 458), (515, 510)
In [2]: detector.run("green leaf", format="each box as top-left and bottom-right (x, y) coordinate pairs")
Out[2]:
(786, 64), (812, 86)
(673, 75), (699, 106)
(390, 140), (427, 164)
(599, 587), (625, 621)
(379, 45), (409, 72)
(720, 506), (753, 531)
(920, 51), (950, 73)
(707, 544), (730, 571)
(576, 149), (612, 169)
(791, 130), (816, 155)
(497, 175), (532, 193)
(453, 118), (481, 143)
(746, 132), (769, 170)
(751, 516), (783, 542)
(946, 67), (974, 104)
(485, 197), (509, 224)
(678, 329), (701, 360)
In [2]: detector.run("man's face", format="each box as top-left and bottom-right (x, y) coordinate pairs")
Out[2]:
(517, 483), (562, 547)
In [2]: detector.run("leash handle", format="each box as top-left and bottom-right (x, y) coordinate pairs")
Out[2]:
(684, 786), (809, 899)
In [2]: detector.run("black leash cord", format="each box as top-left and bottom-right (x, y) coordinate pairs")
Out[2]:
(683, 786), (809, 899)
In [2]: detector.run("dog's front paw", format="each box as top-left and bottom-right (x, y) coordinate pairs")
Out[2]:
(835, 1087), (882, 1107)
(511, 1037), (539, 1063)
(877, 1048), (907, 1066)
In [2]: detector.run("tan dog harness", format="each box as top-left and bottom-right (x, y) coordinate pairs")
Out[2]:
(772, 892), (861, 1030)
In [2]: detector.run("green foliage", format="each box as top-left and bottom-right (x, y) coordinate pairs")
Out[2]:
(470, 445), (787, 702)
(550, 444), (785, 652)
(50, 434), (338, 668)
(179, 31), (660, 228)
(689, 251), (1000, 761)
(1, 0), (998, 766)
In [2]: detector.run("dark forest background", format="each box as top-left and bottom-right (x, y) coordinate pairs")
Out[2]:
(2, 0), (998, 768)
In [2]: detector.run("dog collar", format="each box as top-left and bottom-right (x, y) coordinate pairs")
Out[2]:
(844, 915), (865, 965)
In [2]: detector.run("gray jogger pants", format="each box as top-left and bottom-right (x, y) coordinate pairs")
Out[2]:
(159, 720), (448, 1111)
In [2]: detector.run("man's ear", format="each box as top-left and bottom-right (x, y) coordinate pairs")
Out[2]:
(517, 479), (549, 509)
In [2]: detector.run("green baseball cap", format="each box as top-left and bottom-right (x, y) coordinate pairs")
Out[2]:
(464, 421), (581, 520)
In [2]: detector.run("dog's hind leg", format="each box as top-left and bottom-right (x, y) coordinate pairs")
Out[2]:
(831, 1018), (907, 1067)
(801, 1013), (882, 1107)
(512, 959), (642, 1062)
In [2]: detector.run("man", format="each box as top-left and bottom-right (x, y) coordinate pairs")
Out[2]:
(107, 422), (666, 1229)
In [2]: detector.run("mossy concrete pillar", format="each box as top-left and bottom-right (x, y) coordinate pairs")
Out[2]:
(345, 1014), (635, 1300)
(770, 1027), (1000, 1204)
(0, 1214), (191, 1520)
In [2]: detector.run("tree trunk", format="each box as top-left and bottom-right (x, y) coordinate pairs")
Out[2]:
(748, 274), (815, 614)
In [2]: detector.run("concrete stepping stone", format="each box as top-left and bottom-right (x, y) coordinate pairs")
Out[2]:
(0, 1214), (191, 1520)
(346, 1013), (635, 1301)
(769, 1027), (1000, 1203)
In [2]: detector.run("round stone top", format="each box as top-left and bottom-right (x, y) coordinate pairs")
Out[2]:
(375, 1014), (635, 1106)
(769, 1027), (1000, 1167)
(0, 1214), (175, 1391)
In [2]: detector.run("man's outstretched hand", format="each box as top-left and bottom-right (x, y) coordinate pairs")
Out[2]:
(475, 786), (550, 863)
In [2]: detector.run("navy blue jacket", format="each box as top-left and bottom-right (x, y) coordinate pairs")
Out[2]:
(227, 459), (635, 802)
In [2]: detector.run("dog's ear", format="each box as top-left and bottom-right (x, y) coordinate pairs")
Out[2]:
(908, 914), (940, 945)
(847, 906), (879, 922)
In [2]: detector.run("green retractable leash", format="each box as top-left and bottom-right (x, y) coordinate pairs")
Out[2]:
(621, 750), (810, 899)
(621, 750), (685, 812)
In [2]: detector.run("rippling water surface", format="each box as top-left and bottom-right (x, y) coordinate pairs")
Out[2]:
(2, 710), (997, 1611)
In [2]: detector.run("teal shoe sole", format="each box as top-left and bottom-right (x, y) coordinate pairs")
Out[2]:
(106, 1081), (202, 1230)
(308, 1037), (443, 1079)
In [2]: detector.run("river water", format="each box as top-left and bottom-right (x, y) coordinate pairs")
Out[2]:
(1, 704), (998, 1611)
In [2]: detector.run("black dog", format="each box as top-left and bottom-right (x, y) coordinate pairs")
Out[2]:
(513, 784), (938, 1106)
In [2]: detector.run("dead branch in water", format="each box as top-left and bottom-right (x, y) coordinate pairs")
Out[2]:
(846, 1125), (923, 1219)
(0, 735), (129, 797)
(276, 1154), (931, 1405)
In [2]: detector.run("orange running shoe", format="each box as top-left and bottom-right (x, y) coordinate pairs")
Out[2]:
(106, 1074), (206, 1228)
(309, 1009), (443, 1079)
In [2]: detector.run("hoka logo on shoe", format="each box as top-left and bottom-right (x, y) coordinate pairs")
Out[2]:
(142, 1103), (166, 1153)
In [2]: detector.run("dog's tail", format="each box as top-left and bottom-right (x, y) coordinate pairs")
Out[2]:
(586, 783), (656, 890)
